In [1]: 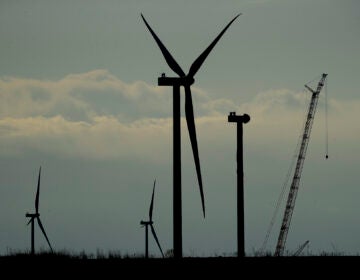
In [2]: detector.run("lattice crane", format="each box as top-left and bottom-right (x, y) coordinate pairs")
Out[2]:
(274, 73), (328, 256)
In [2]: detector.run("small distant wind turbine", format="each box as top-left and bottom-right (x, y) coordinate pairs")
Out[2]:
(140, 179), (164, 258)
(141, 13), (241, 258)
(25, 166), (53, 255)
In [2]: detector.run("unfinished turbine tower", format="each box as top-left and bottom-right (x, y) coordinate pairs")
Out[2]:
(228, 112), (250, 257)
(25, 166), (53, 255)
(141, 13), (240, 258)
(140, 179), (164, 258)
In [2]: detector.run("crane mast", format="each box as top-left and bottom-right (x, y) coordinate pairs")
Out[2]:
(274, 73), (327, 256)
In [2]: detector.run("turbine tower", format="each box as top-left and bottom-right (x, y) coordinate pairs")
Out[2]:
(25, 166), (53, 255)
(140, 179), (164, 258)
(228, 112), (250, 257)
(141, 13), (240, 258)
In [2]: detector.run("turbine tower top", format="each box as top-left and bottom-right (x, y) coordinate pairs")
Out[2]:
(228, 112), (250, 123)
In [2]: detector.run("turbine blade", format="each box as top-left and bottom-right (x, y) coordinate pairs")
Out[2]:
(150, 224), (164, 258)
(141, 13), (185, 77)
(188, 14), (241, 78)
(184, 86), (205, 217)
(149, 179), (156, 221)
(35, 166), (41, 214)
(37, 217), (53, 252)
(27, 217), (33, 226)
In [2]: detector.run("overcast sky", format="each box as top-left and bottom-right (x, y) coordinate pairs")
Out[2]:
(0, 0), (359, 257)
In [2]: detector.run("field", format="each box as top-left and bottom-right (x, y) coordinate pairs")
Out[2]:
(1, 251), (358, 277)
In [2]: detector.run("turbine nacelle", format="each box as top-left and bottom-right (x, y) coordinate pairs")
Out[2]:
(140, 220), (153, 226)
(228, 112), (250, 124)
(158, 76), (194, 87)
(25, 213), (40, 218)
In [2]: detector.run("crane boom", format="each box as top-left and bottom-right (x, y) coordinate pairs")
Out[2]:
(274, 73), (327, 256)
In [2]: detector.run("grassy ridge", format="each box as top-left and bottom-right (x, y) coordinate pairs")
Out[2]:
(0, 251), (358, 278)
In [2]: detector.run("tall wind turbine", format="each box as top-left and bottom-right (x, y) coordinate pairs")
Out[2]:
(140, 179), (164, 258)
(141, 13), (241, 258)
(25, 166), (53, 255)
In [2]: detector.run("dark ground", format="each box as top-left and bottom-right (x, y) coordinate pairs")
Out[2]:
(1, 256), (358, 278)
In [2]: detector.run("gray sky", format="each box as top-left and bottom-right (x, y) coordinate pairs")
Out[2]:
(0, 0), (359, 256)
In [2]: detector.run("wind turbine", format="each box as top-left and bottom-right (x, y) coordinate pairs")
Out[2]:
(141, 13), (241, 258)
(25, 166), (53, 255)
(140, 179), (164, 258)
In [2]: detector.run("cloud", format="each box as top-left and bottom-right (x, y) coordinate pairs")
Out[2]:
(0, 69), (358, 162)
(0, 115), (173, 162)
(0, 69), (172, 122)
